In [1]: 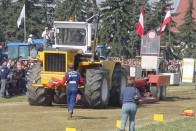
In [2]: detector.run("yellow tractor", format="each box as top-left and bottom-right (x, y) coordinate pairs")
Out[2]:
(26, 21), (127, 108)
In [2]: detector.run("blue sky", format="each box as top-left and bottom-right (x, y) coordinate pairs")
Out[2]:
(97, 0), (180, 13)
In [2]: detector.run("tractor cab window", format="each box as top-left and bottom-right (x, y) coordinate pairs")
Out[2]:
(56, 28), (86, 46)
(96, 45), (106, 57)
(19, 46), (29, 60)
(8, 46), (18, 60)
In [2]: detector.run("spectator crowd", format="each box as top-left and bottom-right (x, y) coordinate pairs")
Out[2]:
(0, 55), (35, 98)
(108, 57), (182, 74)
(0, 26), (55, 98)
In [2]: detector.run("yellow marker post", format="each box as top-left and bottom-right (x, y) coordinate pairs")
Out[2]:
(65, 128), (76, 131)
(154, 114), (163, 121)
(116, 120), (121, 128)
(184, 110), (193, 113)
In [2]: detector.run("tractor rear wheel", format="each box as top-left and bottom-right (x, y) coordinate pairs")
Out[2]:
(26, 63), (53, 106)
(84, 68), (110, 109)
(109, 65), (127, 106)
(53, 89), (66, 104)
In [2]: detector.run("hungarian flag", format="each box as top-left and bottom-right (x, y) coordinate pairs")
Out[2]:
(136, 5), (144, 36)
(160, 5), (172, 34)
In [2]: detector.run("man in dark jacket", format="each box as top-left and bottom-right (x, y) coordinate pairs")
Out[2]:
(0, 60), (10, 98)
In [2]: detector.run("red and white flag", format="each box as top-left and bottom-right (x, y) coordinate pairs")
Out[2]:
(160, 5), (172, 34)
(136, 5), (144, 36)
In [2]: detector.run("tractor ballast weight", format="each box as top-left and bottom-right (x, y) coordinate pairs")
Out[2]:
(26, 21), (127, 108)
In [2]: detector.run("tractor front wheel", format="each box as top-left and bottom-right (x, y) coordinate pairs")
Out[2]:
(84, 68), (110, 109)
(26, 63), (52, 106)
(26, 85), (52, 106)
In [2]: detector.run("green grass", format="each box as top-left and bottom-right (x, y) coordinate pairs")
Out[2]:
(137, 116), (196, 131)
(0, 94), (27, 103)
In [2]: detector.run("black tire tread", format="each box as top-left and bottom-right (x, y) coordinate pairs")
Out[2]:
(84, 68), (109, 109)
(53, 89), (66, 104)
(109, 65), (127, 106)
(26, 63), (52, 106)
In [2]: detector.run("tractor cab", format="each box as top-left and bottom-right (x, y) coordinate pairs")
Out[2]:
(7, 42), (30, 60)
(7, 39), (43, 60)
(53, 21), (98, 54)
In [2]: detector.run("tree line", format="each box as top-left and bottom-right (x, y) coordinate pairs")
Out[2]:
(0, 0), (195, 59)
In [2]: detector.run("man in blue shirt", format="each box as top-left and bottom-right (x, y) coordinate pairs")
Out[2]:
(0, 60), (10, 98)
(64, 63), (83, 120)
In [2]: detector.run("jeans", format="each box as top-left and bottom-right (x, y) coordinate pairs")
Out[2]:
(66, 88), (78, 112)
(0, 79), (9, 97)
(120, 103), (137, 131)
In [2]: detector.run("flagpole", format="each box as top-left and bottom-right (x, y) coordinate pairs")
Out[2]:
(169, 24), (171, 46)
(24, 4), (26, 42)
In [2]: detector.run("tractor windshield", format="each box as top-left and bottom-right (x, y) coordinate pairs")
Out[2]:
(56, 28), (86, 46)
(8, 45), (29, 60)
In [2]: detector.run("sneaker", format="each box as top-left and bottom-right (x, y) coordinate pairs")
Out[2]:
(68, 111), (72, 120)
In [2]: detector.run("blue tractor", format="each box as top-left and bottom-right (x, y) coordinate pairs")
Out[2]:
(95, 44), (110, 60)
(7, 39), (43, 60)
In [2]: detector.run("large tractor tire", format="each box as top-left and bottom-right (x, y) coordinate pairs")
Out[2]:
(26, 63), (53, 106)
(109, 65), (127, 106)
(26, 85), (52, 106)
(53, 89), (66, 104)
(84, 68), (110, 109)
(26, 63), (42, 84)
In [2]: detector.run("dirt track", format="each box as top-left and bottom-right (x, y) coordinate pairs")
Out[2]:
(0, 84), (196, 131)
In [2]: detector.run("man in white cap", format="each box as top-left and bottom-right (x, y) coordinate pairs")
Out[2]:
(27, 34), (33, 44)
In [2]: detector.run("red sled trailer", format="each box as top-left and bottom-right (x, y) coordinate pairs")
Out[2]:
(135, 75), (170, 104)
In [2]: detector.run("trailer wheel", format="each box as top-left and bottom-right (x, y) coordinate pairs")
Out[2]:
(160, 86), (166, 100)
(109, 66), (127, 106)
(26, 63), (52, 106)
(84, 68), (110, 109)
(53, 89), (66, 104)
(157, 87), (161, 99)
(150, 86), (162, 99)
(150, 86), (158, 98)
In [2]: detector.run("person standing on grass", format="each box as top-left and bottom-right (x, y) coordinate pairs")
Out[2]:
(120, 76), (141, 131)
(0, 60), (10, 98)
(65, 63), (83, 120)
